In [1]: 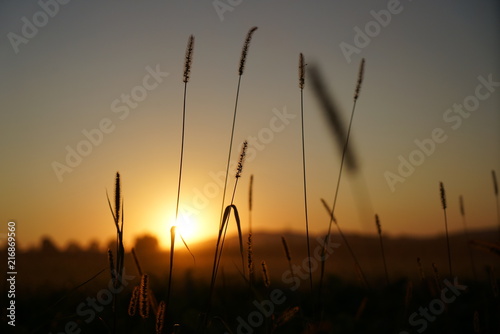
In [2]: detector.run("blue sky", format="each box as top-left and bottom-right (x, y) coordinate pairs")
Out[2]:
(1, 0), (499, 249)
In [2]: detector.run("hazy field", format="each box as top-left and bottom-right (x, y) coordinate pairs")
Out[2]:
(2, 229), (498, 333)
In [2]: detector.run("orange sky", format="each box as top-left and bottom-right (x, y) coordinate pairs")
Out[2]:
(1, 1), (499, 250)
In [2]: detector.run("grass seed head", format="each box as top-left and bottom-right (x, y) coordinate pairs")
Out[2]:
(375, 214), (381, 235)
(248, 233), (254, 283)
(299, 53), (305, 89)
(236, 141), (248, 178)
(281, 236), (292, 262)
(354, 58), (365, 101)
(128, 285), (140, 317)
(439, 182), (447, 210)
(115, 172), (121, 222)
(493, 170), (498, 196)
(156, 300), (166, 334)
(183, 35), (194, 83)
(275, 306), (300, 327)
(139, 274), (150, 319)
(239, 27), (258, 75)
(261, 260), (270, 288)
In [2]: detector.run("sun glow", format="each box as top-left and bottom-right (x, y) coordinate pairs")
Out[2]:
(159, 212), (211, 250)
(175, 215), (197, 241)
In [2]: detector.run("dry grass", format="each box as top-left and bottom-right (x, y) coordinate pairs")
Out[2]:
(375, 214), (389, 286)
(139, 274), (150, 319)
(298, 52), (313, 295)
(261, 260), (270, 288)
(492, 170), (499, 240)
(459, 195), (478, 280)
(439, 181), (453, 277)
(205, 29), (259, 324)
(50, 30), (498, 334)
(312, 58), (367, 319)
(128, 286), (140, 317)
(281, 236), (295, 285)
(155, 300), (166, 334)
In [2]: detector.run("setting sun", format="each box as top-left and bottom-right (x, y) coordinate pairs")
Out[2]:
(174, 214), (197, 241)
(158, 211), (211, 249)
(3, 1), (499, 332)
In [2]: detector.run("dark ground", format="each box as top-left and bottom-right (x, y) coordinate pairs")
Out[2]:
(1, 229), (499, 333)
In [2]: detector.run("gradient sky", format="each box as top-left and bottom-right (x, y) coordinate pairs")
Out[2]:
(1, 0), (499, 250)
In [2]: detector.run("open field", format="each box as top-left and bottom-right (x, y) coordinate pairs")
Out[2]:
(2, 2), (499, 334)
(2, 229), (498, 333)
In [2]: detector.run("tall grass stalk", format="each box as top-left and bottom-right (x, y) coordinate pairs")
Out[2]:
(248, 232), (254, 287)
(281, 236), (296, 286)
(318, 58), (366, 304)
(432, 262), (443, 291)
(248, 175), (255, 286)
(439, 181), (453, 277)
(167, 34), (194, 320)
(261, 260), (270, 288)
(106, 172), (125, 285)
(298, 53), (313, 294)
(249, 174), (253, 234)
(166, 226), (176, 313)
(326, 58), (365, 227)
(320, 199), (369, 290)
(206, 141), (248, 328)
(404, 280), (413, 318)
(459, 195), (477, 280)
(416, 257), (425, 284)
(217, 26), (257, 236)
(175, 34), (194, 222)
(416, 257), (434, 297)
(131, 248), (143, 276)
(486, 265), (499, 298)
(179, 38), (197, 256)
(206, 29), (257, 321)
(213, 142), (248, 276)
(106, 172), (125, 334)
(107, 249), (116, 287)
(492, 170), (499, 241)
(375, 214), (389, 286)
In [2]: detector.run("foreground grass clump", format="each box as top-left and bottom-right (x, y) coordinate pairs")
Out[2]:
(12, 256), (500, 334)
